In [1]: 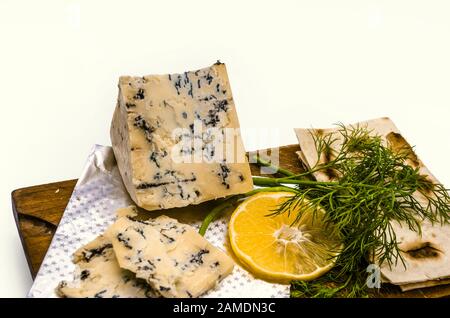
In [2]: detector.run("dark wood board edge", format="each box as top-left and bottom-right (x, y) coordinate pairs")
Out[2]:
(12, 179), (78, 278)
(11, 191), (34, 278)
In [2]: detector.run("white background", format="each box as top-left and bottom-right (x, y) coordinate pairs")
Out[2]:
(1, 0), (449, 297)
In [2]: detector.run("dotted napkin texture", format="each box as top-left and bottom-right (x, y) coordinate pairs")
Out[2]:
(27, 145), (289, 298)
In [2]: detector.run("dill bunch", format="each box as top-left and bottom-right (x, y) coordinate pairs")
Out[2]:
(290, 268), (369, 298)
(253, 124), (450, 297)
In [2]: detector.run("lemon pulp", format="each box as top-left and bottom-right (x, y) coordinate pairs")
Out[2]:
(229, 191), (341, 283)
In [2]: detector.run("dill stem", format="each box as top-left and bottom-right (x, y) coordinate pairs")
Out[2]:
(279, 168), (324, 180)
(253, 176), (338, 187)
(198, 198), (235, 236)
(198, 186), (297, 236)
(253, 155), (329, 181)
(252, 155), (296, 177)
(280, 161), (342, 180)
(243, 186), (299, 196)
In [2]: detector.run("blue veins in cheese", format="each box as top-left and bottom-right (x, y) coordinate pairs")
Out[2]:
(105, 207), (234, 298)
(56, 235), (156, 298)
(57, 207), (234, 298)
(110, 62), (253, 211)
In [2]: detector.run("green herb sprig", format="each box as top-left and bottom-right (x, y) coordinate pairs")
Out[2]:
(252, 124), (450, 297)
(198, 186), (297, 236)
(199, 124), (449, 297)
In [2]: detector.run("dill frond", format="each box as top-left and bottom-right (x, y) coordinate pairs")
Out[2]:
(253, 124), (450, 297)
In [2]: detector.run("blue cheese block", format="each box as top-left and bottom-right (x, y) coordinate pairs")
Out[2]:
(106, 210), (234, 298)
(56, 235), (156, 298)
(110, 62), (253, 211)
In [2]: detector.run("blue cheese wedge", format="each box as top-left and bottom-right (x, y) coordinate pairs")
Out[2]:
(106, 208), (234, 298)
(110, 62), (253, 211)
(57, 235), (156, 298)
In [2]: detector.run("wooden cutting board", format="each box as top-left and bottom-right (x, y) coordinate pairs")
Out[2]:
(11, 145), (450, 298)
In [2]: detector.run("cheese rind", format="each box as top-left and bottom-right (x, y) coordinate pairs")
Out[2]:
(110, 62), (253, 211)
(56, 235), (155, 298)
(106, 210), (234, 298)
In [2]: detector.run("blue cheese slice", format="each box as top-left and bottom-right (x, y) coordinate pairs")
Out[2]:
(56, 235), (156, 298)
(106, 209), (234, 298)
(110, 62), (253, 211)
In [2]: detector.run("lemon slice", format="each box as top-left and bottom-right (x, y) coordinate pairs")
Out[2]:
(229, 191), (342, 283)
